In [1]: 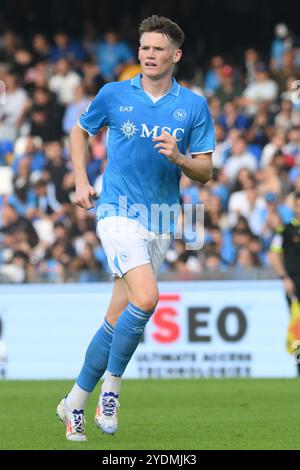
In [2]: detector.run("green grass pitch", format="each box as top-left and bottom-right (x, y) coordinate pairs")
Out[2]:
(0, 379), (300, 450)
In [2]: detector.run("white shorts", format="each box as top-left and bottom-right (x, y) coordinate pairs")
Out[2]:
(96, 216), (171, 278)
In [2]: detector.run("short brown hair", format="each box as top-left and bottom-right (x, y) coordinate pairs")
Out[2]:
(139, 15), (185, 48)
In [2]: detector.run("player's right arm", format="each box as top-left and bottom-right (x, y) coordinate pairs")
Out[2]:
(70, 84), (110, 210)
(70, 124), (97, 210)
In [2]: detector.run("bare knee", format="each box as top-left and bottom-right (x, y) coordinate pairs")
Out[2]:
(125, 265), (159, 312)
(130, 288), (159, 312)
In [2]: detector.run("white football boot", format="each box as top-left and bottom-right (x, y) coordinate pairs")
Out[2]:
(56, 398), (87, 441)
(95, 392), (120, 435)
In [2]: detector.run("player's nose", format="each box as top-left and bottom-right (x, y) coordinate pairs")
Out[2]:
(146, 48), (156, 58)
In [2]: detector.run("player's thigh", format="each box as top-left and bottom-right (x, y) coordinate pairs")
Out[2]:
(147, 237), (171, 277)
(106, 277), (129, 327)
(124, 263), (159, 312)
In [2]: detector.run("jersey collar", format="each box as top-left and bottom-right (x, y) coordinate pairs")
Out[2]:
(131, 73), (180, 97)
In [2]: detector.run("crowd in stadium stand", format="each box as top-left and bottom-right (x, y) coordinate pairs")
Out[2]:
(0, 23), (300, 282)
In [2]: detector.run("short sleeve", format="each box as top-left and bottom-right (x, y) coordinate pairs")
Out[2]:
(189, 98), (215, 154)
(78, 85), (110, 136)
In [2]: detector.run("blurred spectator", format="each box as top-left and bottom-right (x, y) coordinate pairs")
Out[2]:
(49, 32), (87, 64)
(173, 249), (201, 274)
(271, 23), (293, 72)
(228, 182), (266, 233)
(249, 235), (266, 265)
(246, 109), (272, 151)
(204, 194), (227, 229)
(0, 30), (20, 63)
(12, 155), (31, 187)
(204, 55), (224, 96)
(256, 164), (283, 196)
(285, 126), (300, 157)
(241, 62), (278, 116)
(12, 48), (34, 77)
(224, 136), (257, 182)
(212, 123), (229, 169)
(62, 84), (90, 134)
(39, 240), (73, 282)
(235, 247), (261, 271)
(274, 99), (294, 131)
(217, 102), (250, 133)
(96, 31), (135, 81)
(260, 130), (286, 168)
(81, 21), (98, 61)
(0, 71), (27, 141)
(281, 75), (300, 115)
(244, 48), (260, 84)
(8, 178), (35, 216)
(27, 87), (64, 140)
(274, 50), (300, 93)
(43, 140), (73, 203)
(215, 65), (243, 106)
(28, 175), (66, 222)
(81, 60), (105, 94)
(49, 58), (81, 106)
(0, 250), (29, 283)
(13, 135), (46, 173)
(208, 96), (222, 121)
(0, 203), (39, 254)
(31, 33), (50, 63)
(250, 191), (293, 236)
(203, 252), (223, 272)
(71, 243), (103, 282)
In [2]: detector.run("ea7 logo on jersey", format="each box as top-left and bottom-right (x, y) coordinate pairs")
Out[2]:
(120, 106), (134, 112)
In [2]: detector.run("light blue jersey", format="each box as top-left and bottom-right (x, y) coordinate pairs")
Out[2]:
(79, 74), (215, 233)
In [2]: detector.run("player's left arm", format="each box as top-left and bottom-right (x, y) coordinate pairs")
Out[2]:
(153, 130), (213, 184)
(177, 151), (213, 183)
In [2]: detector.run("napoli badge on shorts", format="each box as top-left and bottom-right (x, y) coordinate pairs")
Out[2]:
(120, 250), (130, 263)
(173, 108), (187, 121)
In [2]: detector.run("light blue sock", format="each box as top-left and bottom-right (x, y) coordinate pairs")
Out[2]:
(107, 303), (154, 376)
(76, 319), (114, 392)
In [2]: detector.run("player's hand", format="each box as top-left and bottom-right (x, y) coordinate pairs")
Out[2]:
(74, 184), (97, 210)
(284, 276), (295, 298)
(153, 130), (182, 164)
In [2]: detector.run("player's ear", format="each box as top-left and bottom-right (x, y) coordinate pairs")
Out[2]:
(173, 49), (182, 64)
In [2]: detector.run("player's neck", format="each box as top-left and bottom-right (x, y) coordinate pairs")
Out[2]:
(141, 74), (173, 98)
